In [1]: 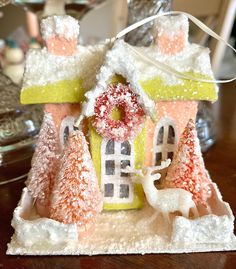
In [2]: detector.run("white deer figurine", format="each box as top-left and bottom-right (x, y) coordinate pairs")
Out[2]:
(124, 159), (199, 223)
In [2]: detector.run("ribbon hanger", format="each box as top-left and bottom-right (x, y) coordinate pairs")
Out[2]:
(115, 11), (236, 84)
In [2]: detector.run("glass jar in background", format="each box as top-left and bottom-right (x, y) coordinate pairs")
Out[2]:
(125, 0), (172, 46)
(2, 0), (106, 19)
(0, 70), (43, 185)
(196, 101), (216, 152)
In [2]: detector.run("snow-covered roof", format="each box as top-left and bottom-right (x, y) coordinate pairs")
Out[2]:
(131, 43), (214, 85)
(21, 38), (217, 106)
(133, 42), (218, 101)
(21, 44), (107, 104)
(82, 39), (217, 118)
(83, 40), (156, 118)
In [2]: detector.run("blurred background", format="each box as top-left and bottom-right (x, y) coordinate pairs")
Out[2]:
(0, 0), (235, 78)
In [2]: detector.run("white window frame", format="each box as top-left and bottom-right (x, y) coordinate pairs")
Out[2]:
(101, 139), (134, 204)
(152, 117), (177, 165)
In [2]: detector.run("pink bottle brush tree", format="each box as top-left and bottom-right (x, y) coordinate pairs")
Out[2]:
(50, 129), (102, 231)
(164, 119), (212, 207)
(26, 112), (60, 216)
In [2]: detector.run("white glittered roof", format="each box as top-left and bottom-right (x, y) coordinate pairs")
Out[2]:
(82, 40), (156, 118)
(22, 44), (107, 92)
(41, 15), (80, 40)
(130, 42), (214, 85)
(82, 39), (215, 118)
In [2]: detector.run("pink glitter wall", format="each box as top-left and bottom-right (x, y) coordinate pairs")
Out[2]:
(145, 101), (198, 166)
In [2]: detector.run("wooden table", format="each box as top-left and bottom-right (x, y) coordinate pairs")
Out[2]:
(0, 82), (236, 269)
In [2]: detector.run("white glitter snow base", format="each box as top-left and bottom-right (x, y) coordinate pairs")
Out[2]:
(7, 184), (236, 255)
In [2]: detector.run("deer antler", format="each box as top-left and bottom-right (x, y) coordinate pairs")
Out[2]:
(143, 159), (171, 183)
(122, 159), (171, 183)
(121, 166), (143, 176)
(121, 166), (144, 183)
(145, 167), (161, 182)
(146, 159), (171, 174)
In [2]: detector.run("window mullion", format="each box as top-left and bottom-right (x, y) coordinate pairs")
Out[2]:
(162, 125), (168, 160)
(102, 139), (134, 202)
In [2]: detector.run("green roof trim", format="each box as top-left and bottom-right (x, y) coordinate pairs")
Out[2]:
(20, 77), (85, 104)
(139, 73), (218, 102)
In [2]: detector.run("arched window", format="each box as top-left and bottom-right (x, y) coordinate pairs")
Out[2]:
(121, 141), (131, 155)
(59, 116), (76, 147)
(105, 139), (114, 154)
(153, 117), (177, 166)
(101, 139), (134, 204)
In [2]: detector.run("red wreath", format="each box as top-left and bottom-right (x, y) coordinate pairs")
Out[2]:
(92, 83), (145, 141)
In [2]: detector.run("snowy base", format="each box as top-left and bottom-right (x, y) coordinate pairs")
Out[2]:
(7, 185), (236, 255)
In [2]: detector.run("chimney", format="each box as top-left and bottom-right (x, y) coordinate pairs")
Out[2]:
(40, 15), (80, 56)
(154, 14), (189, 55)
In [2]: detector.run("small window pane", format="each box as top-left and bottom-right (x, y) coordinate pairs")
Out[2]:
(167, 152), (174, 160)
(105, 140), (114, 155)
(105, 160), (115, 175)
(155, 152), (162, 165)
(120, 160), (130, 177)
(157, 126), (164, 145)
(120, 184), (129, 198)
(121, 141), (131, 155)
(104, 183), (114, 197)
(63, 126), (70, 145)
(167, 126), (175, 144)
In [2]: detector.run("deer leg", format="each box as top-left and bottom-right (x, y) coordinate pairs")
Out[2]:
(162, 211), (171, 223)
(191, 205), (199, 219)
(181, 207), (190, 219)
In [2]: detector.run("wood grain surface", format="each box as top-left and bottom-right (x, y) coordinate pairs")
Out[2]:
(0, 82), (236, 269)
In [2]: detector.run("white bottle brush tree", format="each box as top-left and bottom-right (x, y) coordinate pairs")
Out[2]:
(26, 112), (60, 211)
(164, 119), (213, 207)
(50, 129), (102, 230)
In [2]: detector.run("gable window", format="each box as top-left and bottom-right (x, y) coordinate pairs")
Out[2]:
(153, 117), (177, 166)
(101, 139), (134, 203)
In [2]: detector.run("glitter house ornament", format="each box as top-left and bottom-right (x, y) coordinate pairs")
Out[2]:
(7, 14), (236, 255)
